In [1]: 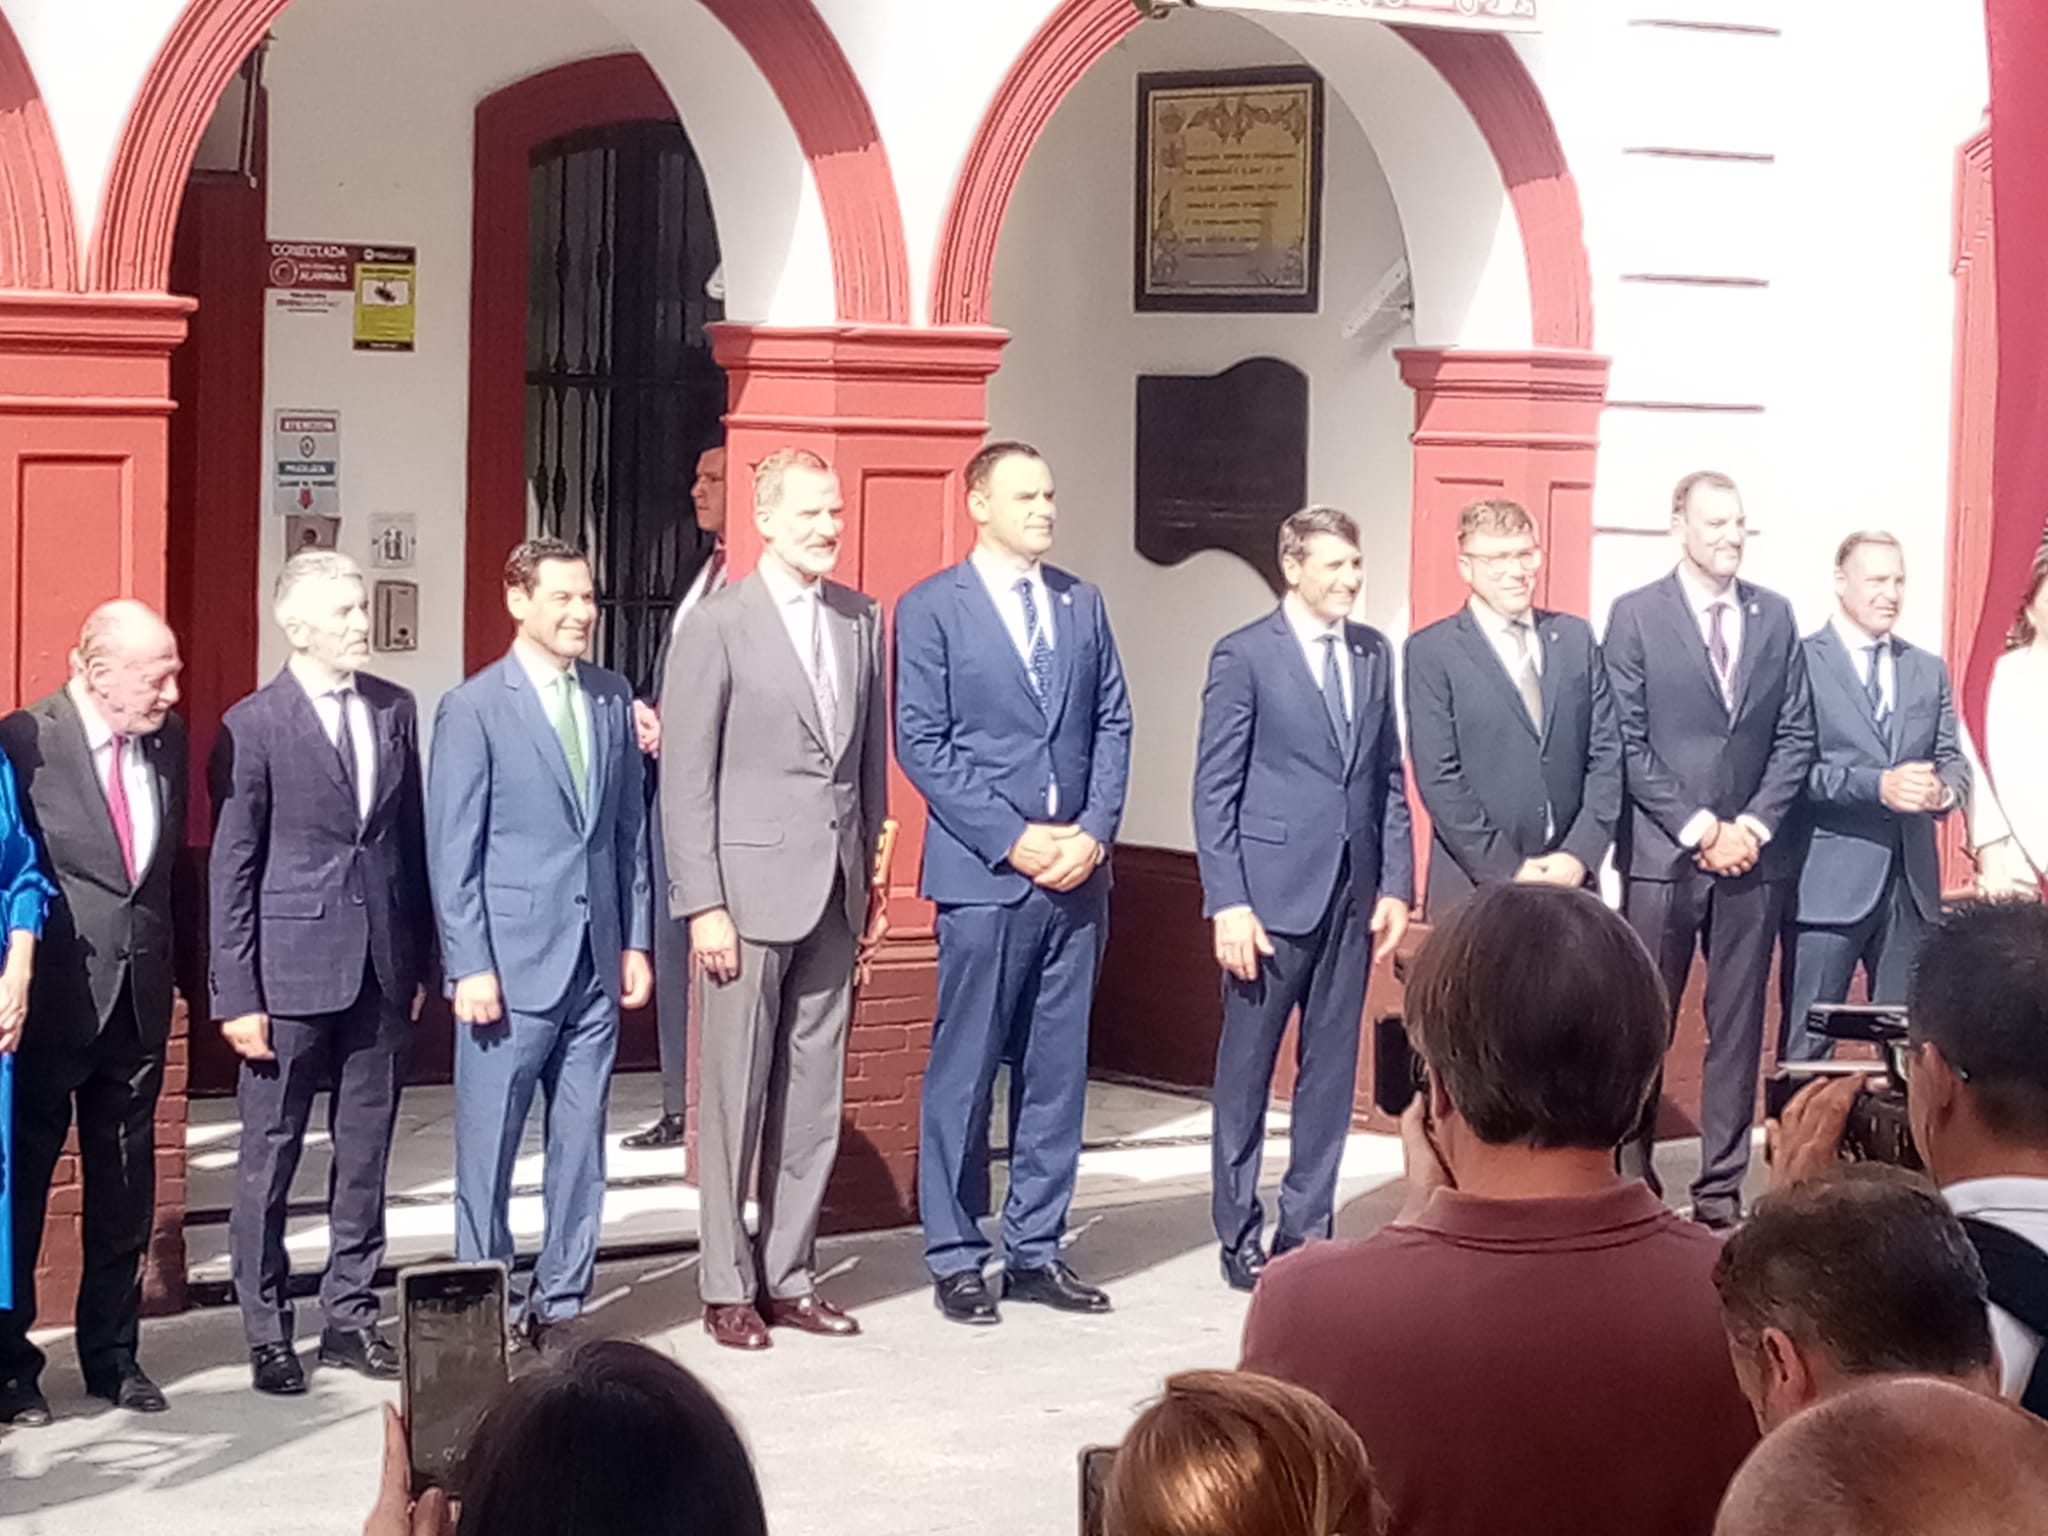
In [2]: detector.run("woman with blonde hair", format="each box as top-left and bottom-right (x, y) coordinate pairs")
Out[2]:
(1105, 1370), (1387, 1536)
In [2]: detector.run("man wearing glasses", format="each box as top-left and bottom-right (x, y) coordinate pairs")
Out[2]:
(1404, 498), (1623, 917)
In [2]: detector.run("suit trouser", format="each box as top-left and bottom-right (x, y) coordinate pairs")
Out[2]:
(231, 961), (409, 1347)
(696, 885), (856, 1305)
(0, 984), (161, 1385)
(921, 878), (1108, 1280)
(1782, 866), (1930, 1061)
(453, 941), (616, 1323)
(648, 775), (689, 1118)
(1211, 870), (1370, 1256)
(1620, 872), (1787, 1221)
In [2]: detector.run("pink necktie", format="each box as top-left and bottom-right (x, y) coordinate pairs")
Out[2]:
(105, 734), (138, 883)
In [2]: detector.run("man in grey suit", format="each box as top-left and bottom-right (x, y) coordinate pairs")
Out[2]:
(427, 537), (652, 1347)
(664, 447), (888, 1351)
(1783, 532), (1968, 1059)
(625, 443), (727, 1149)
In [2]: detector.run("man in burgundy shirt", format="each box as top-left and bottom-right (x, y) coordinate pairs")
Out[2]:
(1243, 882), (1757, 1536)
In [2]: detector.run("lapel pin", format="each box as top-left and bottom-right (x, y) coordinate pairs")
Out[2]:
(1747, 602), (1760, 616)
(1061, 593), (1072, 606)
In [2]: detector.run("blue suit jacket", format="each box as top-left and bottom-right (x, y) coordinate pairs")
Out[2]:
(1404, 606), (1620, 916)
(1192, 609), (1414, 935)
(1604, 573), (1816, 883)
(894, 560), (1132, 907)
(1790, 625), (1968, 926)
(209, 670), (431, 1020)
(427, 651), (652, 1013)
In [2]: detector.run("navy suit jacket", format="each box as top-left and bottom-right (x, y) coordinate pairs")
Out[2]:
(209, 669), (431, 1020)
(1192, 609), (1414, 935)
(1789, 625), (1968, 926)
(1404, 606), (1621, 915)
(1604, 572), (1817, 883)
(427, 651), (651, 1014)
(894, 560), (1132, 908)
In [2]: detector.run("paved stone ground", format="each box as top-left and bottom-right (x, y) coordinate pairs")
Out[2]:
(0, 1134), (1735, 1536)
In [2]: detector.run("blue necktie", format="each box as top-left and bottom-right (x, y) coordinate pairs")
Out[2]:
(1016, 578), (1055, 710)
(1319, 634), (1349, 744)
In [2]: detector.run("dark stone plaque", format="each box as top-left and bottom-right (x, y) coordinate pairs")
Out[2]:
(1135, 356), (1308, 593)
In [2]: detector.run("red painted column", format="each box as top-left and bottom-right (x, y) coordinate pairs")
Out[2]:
(1396, 348), (1611, 627)
(0, 290), (194, 1321)
(697, 322), (1006, 1230)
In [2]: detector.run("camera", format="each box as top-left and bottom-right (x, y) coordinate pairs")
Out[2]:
(1763, 1005), (1921, 1170)
(1371, 1013), (1426, 1119)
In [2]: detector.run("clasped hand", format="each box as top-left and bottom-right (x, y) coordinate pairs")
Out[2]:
(1008, 823), (1101, 892)
(1696, 820), (1760, 877)
(1879, 761), (1946, 815)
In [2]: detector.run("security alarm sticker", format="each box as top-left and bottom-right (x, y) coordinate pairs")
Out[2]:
(353, 245), (418, 352)
(274, 409), (340, 519)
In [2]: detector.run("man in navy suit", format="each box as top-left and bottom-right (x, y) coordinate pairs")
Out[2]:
(428, 537), (652, 1346)
(1782, 532), (1967, 1059)
(210, 551), (430, 1394)
(1404, 498), (1621, 917)
(1192, 506), (1413, 1291)
(1605, 471), (1815, 1227)
(896, 441), (1132, 1325)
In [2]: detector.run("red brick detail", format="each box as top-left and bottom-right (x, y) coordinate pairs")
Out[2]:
(0, 11), (79, 291)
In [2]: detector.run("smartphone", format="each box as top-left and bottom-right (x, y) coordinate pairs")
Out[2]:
(1079, 1445), (1117, 1536)
(1762, 1059), (1888, 1121)
(400, 1261), (510, 1496)
(1371, 1013), (1425, 1119)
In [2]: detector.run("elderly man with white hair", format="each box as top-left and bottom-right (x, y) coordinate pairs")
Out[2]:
(0, 599), (186, 1424)
(209, 551), (431, 1396)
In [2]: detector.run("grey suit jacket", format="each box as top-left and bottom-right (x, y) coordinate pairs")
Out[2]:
(662, 570), (888, 946)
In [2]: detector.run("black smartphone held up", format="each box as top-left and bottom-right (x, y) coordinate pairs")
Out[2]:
(1079, 1445), (1117, 1536)
(400, 1261), (510, 1497)
(1371, 1013), (1425, 1119)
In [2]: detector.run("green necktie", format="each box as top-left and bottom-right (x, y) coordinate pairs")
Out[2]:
(551, 670), (587, 798)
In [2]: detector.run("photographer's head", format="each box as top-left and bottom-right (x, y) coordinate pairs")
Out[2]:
(1713, 1167), (1996, 1432)
(1406, 884), (1667, 1179)
(1906, 901), (2048, 1187)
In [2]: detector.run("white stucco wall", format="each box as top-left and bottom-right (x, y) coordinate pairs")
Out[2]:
(988, 11), (1417, 853)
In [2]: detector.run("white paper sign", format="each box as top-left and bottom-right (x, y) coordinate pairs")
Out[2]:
(273, 409), (340, 519)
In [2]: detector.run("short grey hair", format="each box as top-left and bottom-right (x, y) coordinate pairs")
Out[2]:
(752, 447), (833, 516)
(1278, 506), (1361, 567)
(274, 550), (364, 621)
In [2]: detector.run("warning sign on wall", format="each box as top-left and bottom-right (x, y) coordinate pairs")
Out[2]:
(274, 409), (341, 518)
(267, 241), (417, 350)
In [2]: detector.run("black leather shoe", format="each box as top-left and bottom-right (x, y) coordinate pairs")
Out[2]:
(1002, 1260), (1111, 1314)
(85, 1361), (168, 1414)
(1221, 1243), (1269, 1293)
(622, 1113), (687, 1150)
(0, 1376), (50, 1427)
(250, 1342), (307, 1396)
(934, 1270), (1001, 1326)
(319, 1325), (400, 1379)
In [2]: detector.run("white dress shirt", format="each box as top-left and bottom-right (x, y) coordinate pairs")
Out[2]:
(1468, 595), (1545, 679)
(291, 656), (376, 819)
(666, 546), (728, 643)
(1830, 611), (1897, 718)
(757, 553), (837, 701)
(969, 545), (1059, 816)
(1946, 1177), (2048, 1398)
(1987, 647), (2048, 877)
(1672, 564), (1771, 851)
(515, 639), (591, 801)
(67, 678), (159, 876)
(1282, 592), (1354, 720)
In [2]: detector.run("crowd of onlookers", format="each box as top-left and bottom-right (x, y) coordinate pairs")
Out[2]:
(360, 883), (2048, 1536)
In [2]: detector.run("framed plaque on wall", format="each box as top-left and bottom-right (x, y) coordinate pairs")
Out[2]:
(1135, 66), (1325, 313)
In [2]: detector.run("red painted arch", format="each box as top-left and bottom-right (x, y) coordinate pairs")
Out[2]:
(89, 0), (910, 321)
(930, 1), (1593, 349)
(0, 11), (80, 290)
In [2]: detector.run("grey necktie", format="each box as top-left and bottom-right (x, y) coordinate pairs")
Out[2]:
(1509, 621), (1542, 729)
(332, 686), (363, 821)
(808, 597), (839, 742)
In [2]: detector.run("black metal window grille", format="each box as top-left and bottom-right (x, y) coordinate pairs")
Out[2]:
(526, 120), (725, 693)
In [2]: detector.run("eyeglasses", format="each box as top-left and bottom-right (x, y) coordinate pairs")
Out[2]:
(1463, 548), (1542, 573)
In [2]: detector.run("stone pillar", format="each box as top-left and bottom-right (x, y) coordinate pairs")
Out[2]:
(0, 291), (193, 1319)
(691, 322), (1007, 1231)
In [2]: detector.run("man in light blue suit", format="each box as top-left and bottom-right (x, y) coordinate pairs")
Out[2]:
(1783, 532), (1968, 1060)
(896, 441), (1132, 1326)
(427, 536), (652, 1346)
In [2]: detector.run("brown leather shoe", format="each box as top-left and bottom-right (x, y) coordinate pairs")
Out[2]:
(762, 1292), (861, 1337)
(704, 1303), (772, 1351)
